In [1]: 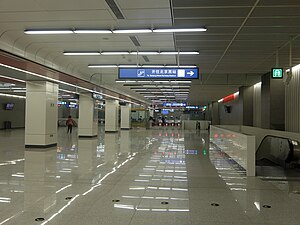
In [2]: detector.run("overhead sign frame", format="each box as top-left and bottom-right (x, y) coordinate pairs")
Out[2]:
(118, 67), (199, 79)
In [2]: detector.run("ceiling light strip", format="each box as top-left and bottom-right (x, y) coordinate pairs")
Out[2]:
(0, 63), (144, 105)
(0, 92), (26, 99)
(24, 27), (206, 35)
(64, 51), (199, 56)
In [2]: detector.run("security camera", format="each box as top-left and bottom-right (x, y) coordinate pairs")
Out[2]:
(283, 69), (292, 85)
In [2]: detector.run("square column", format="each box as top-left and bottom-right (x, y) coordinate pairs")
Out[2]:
(78, 94), (98, 137)
(121, 104), (131, 129)
(25, 81), (58, 148)
(105, 100), (119, 132)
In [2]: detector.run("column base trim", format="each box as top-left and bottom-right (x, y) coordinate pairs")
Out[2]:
(105, 131), (118, 133)
(78, 135), (98, 138)
(25, 143), (57, 148)
(121, 128), (131, 130)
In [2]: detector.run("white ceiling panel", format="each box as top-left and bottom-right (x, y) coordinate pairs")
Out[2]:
(123, 9), (171, 20)
(173, 8), (250, 18)
(172, 0), (256, 7)
(117, 0), (170, 9)
(0, 0), (43, 11)
(0, 10), (113, 23)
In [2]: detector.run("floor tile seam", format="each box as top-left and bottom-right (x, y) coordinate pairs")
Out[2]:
(127, 186), (147, 225)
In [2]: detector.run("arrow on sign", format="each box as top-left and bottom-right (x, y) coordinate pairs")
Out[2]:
(187, 71), (194, 76)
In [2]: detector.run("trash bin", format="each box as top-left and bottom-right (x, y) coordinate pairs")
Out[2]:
(4, 121), (11, 129)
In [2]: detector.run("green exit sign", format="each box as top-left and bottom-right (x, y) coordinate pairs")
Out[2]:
(272, 68), (283, 79)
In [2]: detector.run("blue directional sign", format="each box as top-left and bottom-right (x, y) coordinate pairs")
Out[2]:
(163, 102), (187, 107)
(119, 67), (199, 79)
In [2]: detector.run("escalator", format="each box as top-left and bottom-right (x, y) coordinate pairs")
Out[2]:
(256, 135), (300, 168)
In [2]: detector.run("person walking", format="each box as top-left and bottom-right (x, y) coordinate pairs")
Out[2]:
(66, 116), (77, 134)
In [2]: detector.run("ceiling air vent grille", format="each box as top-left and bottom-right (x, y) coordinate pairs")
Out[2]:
(142, 56), (150, 62)
(129, 36), (141, 47)
(105, 0), (125, 19)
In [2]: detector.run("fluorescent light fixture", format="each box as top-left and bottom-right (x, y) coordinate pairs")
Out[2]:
(0, 63), (146, 105)
(142, 85), (156, 88)
(119, 65), (141, 68)
(172, 86), (190, 88)
(0, 75), (25, 83)
(125, 80), (136, 83)
(154, 81), (169, 83)
(234, 91), (239, 97)
(115, 80), (126, 83)
(144, 96), (156, 98)
(179, 51), (199, 55)
(24, 29), (73, 34)
(165, 65), (197, 68)
(142, 65), (164, 68)
(74, 29), (112, 34)
(88, 65), (117, 68)
(153, 28), (207, 33)
(13, 90), (26, 92)
(64, 52), (100, 56)
(130, 52), (159, 55)
(218, 99), (223, 103)
(0, 93), (26, 99)
(180, 65), (197, 68)
(113, 29), (152, 34)
(101, 52), (129, 55)
(160, 52), (178, 55)
(171, 81), (192, 83)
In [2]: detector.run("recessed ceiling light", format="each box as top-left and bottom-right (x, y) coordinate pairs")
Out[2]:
(74, 29), (112, 34)
(153, 28), (207, 33)
(24, 30), (73, 34)
(113, 29), (152, 34)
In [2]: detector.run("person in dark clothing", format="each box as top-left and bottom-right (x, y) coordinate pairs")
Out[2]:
(161, 117), (166, 126)
(66, 116), (76, 134)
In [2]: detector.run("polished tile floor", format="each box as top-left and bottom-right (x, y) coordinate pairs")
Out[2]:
(0, 127), (299, 225)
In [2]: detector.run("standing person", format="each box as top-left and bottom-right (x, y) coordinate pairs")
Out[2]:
(66, 116), (76, 134)
(161, 117), (166, 126)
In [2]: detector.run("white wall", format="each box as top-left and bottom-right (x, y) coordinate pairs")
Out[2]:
(219, 97), (242, 125)
(0, 96), (25, 129)
(285, 66), (300, 132)
(253, 82), (262, 127)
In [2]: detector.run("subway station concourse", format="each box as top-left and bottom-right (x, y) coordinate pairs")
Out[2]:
(0, 1), (300, 225)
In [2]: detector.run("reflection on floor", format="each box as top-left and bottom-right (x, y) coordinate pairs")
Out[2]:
(0, 126), (299, 225)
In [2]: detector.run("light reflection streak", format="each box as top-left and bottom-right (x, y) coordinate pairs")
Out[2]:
(0, 159), (25, 166)
(41, 195), (80, 225)
(56, 184), (72, 194)
(0, 211), (24, 225)
(254, 202), (261, 211)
